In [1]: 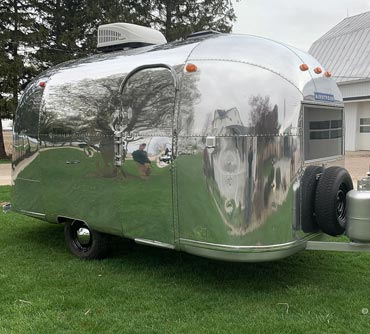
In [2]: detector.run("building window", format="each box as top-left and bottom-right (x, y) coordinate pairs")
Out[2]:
(360, 118), (370, 133)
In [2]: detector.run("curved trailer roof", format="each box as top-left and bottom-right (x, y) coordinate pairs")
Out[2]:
(28, 33), (341, 108)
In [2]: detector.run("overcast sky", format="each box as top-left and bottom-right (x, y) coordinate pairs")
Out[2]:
(232, 0), (370, 51)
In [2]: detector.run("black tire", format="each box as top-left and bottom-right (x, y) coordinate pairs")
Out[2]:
(64, 220), (110, 259)
(314, 166), (353, 236)
(301, 165), (323, 233)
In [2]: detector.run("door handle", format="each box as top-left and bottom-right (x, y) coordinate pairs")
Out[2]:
(206, 136), (216, 148)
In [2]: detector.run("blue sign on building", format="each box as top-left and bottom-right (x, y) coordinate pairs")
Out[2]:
(314, 92), (335, 102)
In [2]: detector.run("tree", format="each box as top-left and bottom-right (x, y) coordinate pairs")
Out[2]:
(33, 0), (98, 68)
(147, 0), (236, 41)
(31, 0), (237, 70)
(0, 0), (40, 158)
(32, 0), (153, 68)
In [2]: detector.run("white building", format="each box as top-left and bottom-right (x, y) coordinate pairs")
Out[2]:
(1, 119), (13, 131)
(309, 11), (370, 151)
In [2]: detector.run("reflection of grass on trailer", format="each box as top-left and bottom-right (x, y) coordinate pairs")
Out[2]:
(13, 148), (293, 247)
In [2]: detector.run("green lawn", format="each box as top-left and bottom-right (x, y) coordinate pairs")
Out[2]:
(1, 186), (370, 333)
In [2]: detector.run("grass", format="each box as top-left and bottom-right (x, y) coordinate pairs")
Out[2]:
(0, 159), (11, 164)
(2, 186), (370, 333)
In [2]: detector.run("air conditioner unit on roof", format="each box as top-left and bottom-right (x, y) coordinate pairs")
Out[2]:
(97, 23), (167, 51)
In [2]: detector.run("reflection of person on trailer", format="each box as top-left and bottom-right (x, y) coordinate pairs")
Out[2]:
(132, 143), (152, 180)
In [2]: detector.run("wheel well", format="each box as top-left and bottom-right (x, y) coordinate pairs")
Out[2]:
(57, 216), (83, 224)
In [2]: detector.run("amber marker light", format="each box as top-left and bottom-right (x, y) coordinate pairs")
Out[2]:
(186, 63), (198, 72)
(325, 71), (332, 77)
(299, 64), (309, 71)
(314, 67), (322, 74)
(39, 81), (46, 88)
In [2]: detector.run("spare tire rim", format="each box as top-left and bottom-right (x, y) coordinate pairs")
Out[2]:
(336, 186), (347, 224)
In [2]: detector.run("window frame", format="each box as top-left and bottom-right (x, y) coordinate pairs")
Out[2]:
(303, 104), (344, 163)
(360, 118), (370, 133)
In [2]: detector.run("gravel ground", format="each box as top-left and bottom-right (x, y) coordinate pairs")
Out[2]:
(344, 151), (370, 187)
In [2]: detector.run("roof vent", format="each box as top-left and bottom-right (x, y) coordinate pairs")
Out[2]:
(97, 23), (167, 52)
(187, 30), (221, 39)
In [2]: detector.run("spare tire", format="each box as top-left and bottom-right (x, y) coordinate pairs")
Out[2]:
(301, 165), (323, 233)
(314, 166), (353, 236)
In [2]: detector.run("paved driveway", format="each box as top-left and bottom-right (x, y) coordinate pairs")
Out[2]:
(0, 164), (11, 186)
(344, 151), (370, 186)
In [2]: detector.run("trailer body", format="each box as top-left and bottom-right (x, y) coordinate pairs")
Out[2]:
(12, 32), (348, 261)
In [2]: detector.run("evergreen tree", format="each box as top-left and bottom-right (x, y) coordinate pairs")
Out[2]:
(33, 0), (147, 68)
(0, 0), (39, 158)
(147, 0), (236, 41)
(34, 0), (96, 68)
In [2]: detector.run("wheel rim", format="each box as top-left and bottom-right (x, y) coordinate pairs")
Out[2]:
(70, 221), (92, 252)
(336, 185), (347, 224)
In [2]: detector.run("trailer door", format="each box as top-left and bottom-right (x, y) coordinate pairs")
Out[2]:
(119, 65), (177, 245)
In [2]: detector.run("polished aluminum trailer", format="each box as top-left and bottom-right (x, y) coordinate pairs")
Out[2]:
(11, 24), (370, 261)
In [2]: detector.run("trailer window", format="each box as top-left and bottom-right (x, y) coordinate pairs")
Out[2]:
(304, 106), (343, 161)
(309, 119), (342, 140)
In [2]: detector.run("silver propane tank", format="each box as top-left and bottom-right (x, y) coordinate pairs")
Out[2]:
(346, 176), (370, 243)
